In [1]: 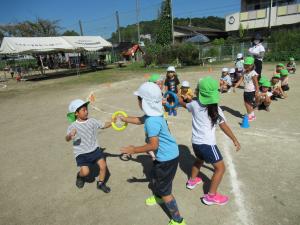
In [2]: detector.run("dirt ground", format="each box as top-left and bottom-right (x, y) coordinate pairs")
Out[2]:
(0, 63), (299, 225)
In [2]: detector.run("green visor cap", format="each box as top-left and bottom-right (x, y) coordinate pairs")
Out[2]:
(258, 76), (268, 84)
(148, 73), (161, 82)
(280, 69), (289, 76)
(244, 56), (255, 65)
(277, 63), (285, 67)
(198, 76), (220, 105)
(67, 112), (76, 123)
(273, 74), (281, 78)
(262, 80), (271, 88)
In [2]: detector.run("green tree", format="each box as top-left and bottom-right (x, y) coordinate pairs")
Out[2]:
(0, 18), (61, 37)
(239, 23), (245, 39)
(62, 30), (79, 36)
(156, 0), (172, 46)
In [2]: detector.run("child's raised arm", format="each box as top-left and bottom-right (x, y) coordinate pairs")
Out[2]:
(120, 116), (145, 125)
(219, 122), (240, 151)
(120, 136), (158, 155)
(65, 128), (76, 142)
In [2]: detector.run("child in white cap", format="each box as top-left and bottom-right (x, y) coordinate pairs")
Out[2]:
(164, 66), (180, 116)
(178, 81), (193, 103)
(219, 68), (232, 93)
(65, 99), (112, 193)
(120, 82), (186, 225)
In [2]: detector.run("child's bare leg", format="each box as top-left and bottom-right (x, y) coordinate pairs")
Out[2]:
(190, 158), (204, 179)
(209, 160), (225, 194)
(96, 158), (107, 182)
(79, 166), (90, 177)
(162, 194), (184, 223)
(244, 101), (253, 114)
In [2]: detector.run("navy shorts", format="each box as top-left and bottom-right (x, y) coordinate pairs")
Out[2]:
(75, 147), (104, 167)
(151, 157), (179, 197)
(192, 144), (223, 164)
(244, 91), (256, 105)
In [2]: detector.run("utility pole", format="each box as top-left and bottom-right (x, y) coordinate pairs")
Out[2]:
(136, 0), (140, 44)
(170, 0), (174, 44)
(268, 0), (273, 29)
(79, 20), (84, 36)
(115, 11), (121, 43)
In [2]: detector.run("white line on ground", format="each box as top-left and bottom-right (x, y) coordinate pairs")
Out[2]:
(222, 135), (252, 225)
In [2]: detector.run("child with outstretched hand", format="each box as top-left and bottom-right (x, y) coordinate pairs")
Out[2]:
(120, 82), (187, 225)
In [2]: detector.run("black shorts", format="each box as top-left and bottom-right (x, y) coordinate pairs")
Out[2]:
(244, 91), (256, 105)
(75, 147), (104, 167)
(151, 157), (179, 197)
(192, 144), (223, 164)
(281, 85), (289, 91)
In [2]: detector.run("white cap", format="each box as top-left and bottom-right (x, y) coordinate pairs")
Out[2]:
(167, 66), (176, 72)
(181, 81), (190, 88)
(237, 53), (243, 59)
(68, 99), (89, 113)
(222, 68), (229, 72)
(229, 68), (235, 74)
(134, 82), (163, 116)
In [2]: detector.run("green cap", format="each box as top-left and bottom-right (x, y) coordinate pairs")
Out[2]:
(290, 57), (295, 61)
(244, 57), (254, 65)
(262, 80), (271, 88)
(67, 112), (76, 123)
(273, 73), (281, 79)
(148, 73), (161, 82)
(198, 76), (220, 105)
(280, 69), (289, 76)
(258, 76), (268, 85)
(277, 63), (285, 67)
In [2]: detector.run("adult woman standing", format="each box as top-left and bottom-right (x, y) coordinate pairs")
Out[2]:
(248, 34), (265, 81)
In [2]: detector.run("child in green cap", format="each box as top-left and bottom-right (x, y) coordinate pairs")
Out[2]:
(271, 74), (287, 99)
(234, 56), (259, 121)
(257, 81), (272, 112)
(65, 99), (112, 193)
(275, 63), (285, 74)
(280, 69), (290, 91)
(287, 57), (296, 74)
(179, 76), (240, 206)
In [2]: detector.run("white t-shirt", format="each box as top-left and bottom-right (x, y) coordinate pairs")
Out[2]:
(243, 70), (258, 92)
(186, 100), (225, 145)
(220, 75), (232, 86)
(248, 43), (265, 61)
(235, 60), (244, 72)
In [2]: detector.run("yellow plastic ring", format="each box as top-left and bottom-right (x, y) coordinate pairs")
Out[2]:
(111, 111), (128, 131)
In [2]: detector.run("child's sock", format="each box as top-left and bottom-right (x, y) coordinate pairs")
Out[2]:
(165, 199), (183, 223)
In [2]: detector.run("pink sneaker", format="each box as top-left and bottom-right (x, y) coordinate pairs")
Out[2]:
(202, 193), (229, 205)
(186, 177), (202, 190)
(248, 115), (256, 122)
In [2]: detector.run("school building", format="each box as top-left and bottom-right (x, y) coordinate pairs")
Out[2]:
(225, 0), (300, 35)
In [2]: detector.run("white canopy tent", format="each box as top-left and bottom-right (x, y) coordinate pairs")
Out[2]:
(0, 36), (112, 54)
(62, 36), (112, 51)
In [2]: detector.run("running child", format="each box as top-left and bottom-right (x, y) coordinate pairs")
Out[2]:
(65, 99), (112, 193)
(120, 82), (186, 225)
(164, 66), (180, 116)
(234, 57), (259, 121)
(179, 76), (240, 205)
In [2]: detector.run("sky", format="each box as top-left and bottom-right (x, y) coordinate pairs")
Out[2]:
(0, 0), (240, 38)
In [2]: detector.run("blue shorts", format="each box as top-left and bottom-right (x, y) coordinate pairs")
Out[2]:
(75, 147), (104, 167)
(192, 144), (223, 164)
